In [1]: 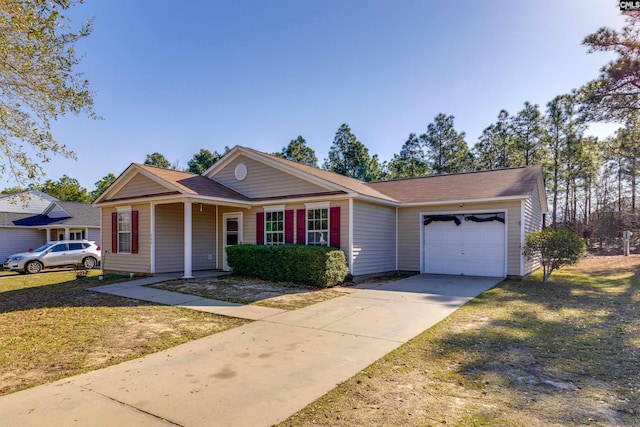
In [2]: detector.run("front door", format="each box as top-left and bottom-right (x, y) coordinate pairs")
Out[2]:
(223, 212), (243, 271)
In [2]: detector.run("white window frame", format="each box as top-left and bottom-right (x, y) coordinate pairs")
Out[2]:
(117, 206), (132, 254)
(305, 202), (330, 246)
(69, 230), (84, 240)
(263, 205), (285, 245)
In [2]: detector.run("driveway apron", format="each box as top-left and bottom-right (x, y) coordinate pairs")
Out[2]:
(0, 274), (500, 427)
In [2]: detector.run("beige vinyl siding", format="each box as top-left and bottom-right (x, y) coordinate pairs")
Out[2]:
(218, 199), (351, 269)
(112, 173), (170, 200)
(397, 201), (522, 276)
(87, 228), (101, 245)
(523, 184), (544, 275)
(155, 203), (184, 273)
(209, 155), (329, 198)
(192, 204), (217, 271)
(101, 204), (151, 273)
(352, 200), (395, 275)
(0, 228), (46, 262)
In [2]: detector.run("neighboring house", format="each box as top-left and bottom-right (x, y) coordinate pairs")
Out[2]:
(93, 146), (547, 279)
(0, 191), (101, 262)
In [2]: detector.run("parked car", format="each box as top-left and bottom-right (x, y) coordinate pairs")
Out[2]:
(3, 240), (101, 274)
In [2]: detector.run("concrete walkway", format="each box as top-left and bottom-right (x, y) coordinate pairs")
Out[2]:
(0, 274), (501, 427)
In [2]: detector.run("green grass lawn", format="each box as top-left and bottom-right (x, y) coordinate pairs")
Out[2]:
(280, 257), (640, 427)
(0, 270), (249, 396)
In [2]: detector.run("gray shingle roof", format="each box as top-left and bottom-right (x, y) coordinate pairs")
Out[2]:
(0, 201), (100, 228)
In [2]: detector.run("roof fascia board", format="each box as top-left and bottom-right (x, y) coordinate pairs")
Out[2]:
(201, 146), (241, 176)
(399, 195), (529, 207)
(351, 193), (400, 206)
(252, 193), (352, 205)
(95, 193), (252, 208)
(93, 163), (139, 204)
(133, 166), (193, 195)
(94, 164), (188, 205)
(38, 224), (99, 229)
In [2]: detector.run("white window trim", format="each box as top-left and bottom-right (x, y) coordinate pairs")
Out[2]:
(304, 201), (330, 210)
(305, 203), (330, 247)
(117, 206), (132, 254)
(264, 207), (285, 245)
(263, 204), (285, 213)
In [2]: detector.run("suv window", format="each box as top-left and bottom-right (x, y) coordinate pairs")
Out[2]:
(50, 244), (68, 252)
(82, 243), (91, 249)
(69, 243), (84, 250)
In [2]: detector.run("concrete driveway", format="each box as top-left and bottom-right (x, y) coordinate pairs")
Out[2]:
(0, 274), (501, 427)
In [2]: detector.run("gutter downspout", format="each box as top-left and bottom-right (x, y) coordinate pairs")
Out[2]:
(150, 202), (156, 274)
(349, 198), (354, 275)
(395, 206), (398, 272)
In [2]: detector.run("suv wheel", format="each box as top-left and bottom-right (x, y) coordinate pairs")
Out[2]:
(25, 261), (43, 274)
(83, 256), (97, 269)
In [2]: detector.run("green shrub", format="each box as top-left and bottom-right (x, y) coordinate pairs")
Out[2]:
(226, 245), (349, 287)
(523, 228), (586, 283)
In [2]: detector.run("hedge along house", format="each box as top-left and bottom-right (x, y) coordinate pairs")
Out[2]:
(93, 146), (547, 279)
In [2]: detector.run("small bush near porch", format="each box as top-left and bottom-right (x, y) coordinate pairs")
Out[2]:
(226, 245), (349, 287)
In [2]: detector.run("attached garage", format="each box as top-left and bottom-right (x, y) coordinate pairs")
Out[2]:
(422, 213), (506, 277)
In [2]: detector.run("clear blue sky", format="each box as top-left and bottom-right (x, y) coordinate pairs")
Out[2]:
(18, 0), (626, 191)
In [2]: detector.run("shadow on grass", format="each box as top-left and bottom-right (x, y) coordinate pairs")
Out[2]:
(430, 270), (639, 425)
(0, 273), (153, 314)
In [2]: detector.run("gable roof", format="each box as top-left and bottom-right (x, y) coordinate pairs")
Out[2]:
(0, 201), (100, 228)
(206, 146), (397, 203)
(49, 202), (100, 226)
(97, 147), (546, 208)
(94, 163), (251, 204)
(136, 164), (251, 200)
(368, 165), (544, 204)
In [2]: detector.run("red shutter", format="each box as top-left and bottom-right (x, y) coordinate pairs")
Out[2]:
(111, 212), (118, 254)
(330, 207), (340, 249)
(296, 209), (306, 245)
(284, 210), (294, 244)
(256, 212), (265, 245)
(132, 210), (139, 254)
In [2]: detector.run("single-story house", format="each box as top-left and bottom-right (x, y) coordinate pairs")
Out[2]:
(0, 191), (101, 262)
(94, 146), (547, 279)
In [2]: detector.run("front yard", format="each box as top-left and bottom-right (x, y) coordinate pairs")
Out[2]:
(2, 257), (638, 426)
(0, 271), (248, 396)
(280, 256), (640, 426)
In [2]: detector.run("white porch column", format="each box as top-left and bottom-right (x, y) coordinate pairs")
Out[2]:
(150, 203), (156, 274)
(64, 228), (70, 240)
(46, 228), (51, 243)
(84, 227), (89, 240)
(183, 201), (193, 278)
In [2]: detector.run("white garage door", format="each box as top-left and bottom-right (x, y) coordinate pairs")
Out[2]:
(423, 214), (505, 277)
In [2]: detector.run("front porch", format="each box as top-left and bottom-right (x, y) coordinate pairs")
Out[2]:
(103, 199), (253, 278)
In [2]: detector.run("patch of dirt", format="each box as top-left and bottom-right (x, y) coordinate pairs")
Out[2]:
(151, 276), (356, 310)
(565, 253), (640, 275)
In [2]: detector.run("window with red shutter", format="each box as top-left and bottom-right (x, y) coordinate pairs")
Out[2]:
(284, 210), (294, 244)
(329, 207), (340, 248)
(256, 212), (265, 245)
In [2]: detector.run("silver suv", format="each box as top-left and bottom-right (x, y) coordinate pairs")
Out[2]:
(4, 240), (101, 274)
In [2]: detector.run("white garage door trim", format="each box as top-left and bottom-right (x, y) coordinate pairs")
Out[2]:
(419, 209), (508, 277)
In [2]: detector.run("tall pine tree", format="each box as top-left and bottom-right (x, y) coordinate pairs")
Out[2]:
(275, 136), (318, 167)
(387, 133), (431, 179)
(324, 124), (381, 181)
(420, 114), (472, 175)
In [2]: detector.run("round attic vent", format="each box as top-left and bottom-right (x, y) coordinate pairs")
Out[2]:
(234, 163), (247, 181)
